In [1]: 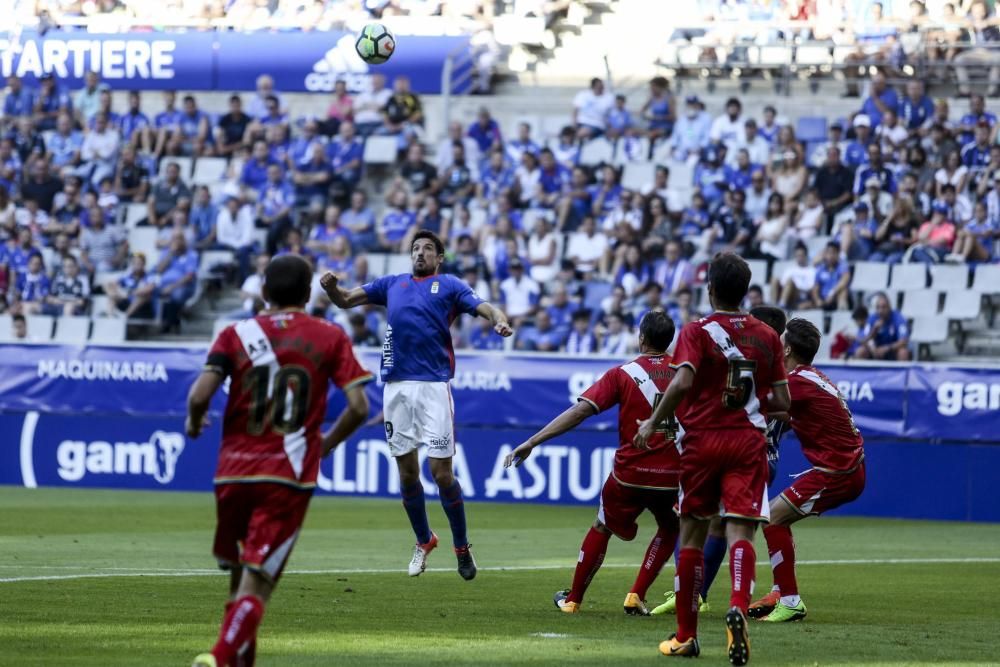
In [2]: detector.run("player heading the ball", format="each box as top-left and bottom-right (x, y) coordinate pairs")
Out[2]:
(321, 230), (512, 581)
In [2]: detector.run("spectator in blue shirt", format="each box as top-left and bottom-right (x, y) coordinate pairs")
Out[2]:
(515, 308), (565, 351)
(3, 76), (34, 118)
(189, 186), (218, 250)
(241, 140), (278, 195)
(291, 143), (331, 212)
(838, 201), (879, 260)
(669, 95), (712, 161)
(288, 118), (325, 168)
(154, 231), (199, 332)
(678, 191), (711, 238)
(469, 316), (506, 350)
(46, 113), (83, 170)
(478, 148), (516, 202)
(505, 122), (540, 166)
(327, 121), (364, 190)
(961, 121), (992, 179)
(589, 164), (623, 222)
(378, 189), (416, 251)
(858, 71), (899, 129)
(257, 164), (295, 255)
(897, 80), (934, 137)
(854, 292), (912, 361)
(341, 189), (377, 252)
(14, 253), (50, 314)
(551, 126), (580, 169)
(153, 91), (184, 159)
(854, 143), (896, 195)
(812, 241), (851, 310)
(726, 148), (763, 192)
(843, 114), (873, 168)
(104, 252), (156, 319)
(33, 73), (71, 131)
(119, 91), (152, 153)
(957, 94), (997, 146)
(607, 94), (632, 140)
(693, 144), (729, 208)
(642, 76), (675, 144)
(534, 148), (571, 209)
(556, 166), (592, 232)
(467, 107), (502, 154)
(546, 282), (578, 337)
(168, 95), (210, 156)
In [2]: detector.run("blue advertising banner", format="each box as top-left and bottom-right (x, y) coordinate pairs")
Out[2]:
(2, 413), (997, 521)
(904, 366), (1000, 441)
(0, 30), (470, 93)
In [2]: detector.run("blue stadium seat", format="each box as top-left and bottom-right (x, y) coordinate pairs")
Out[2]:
(796, 116), (828, 144)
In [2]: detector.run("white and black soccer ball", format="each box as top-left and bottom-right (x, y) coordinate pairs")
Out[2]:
(355, 23), (396, 65)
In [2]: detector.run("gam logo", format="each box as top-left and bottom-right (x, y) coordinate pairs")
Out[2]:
(56, 431), (186, 484)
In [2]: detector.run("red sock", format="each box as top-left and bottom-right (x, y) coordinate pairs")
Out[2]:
(630, 525), (677, 600)
(211, 595), (264, 665)
(566, 527), (611, 603)
(763, 524), (797, 596)
(234, 639), (256, 667)
(728, 539), (756, 613)
(675, 547), (704, 642)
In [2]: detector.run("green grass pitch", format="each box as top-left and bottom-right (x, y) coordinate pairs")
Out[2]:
(2, 487), (998, 666)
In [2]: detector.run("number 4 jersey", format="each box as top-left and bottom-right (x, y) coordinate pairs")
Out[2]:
(205, 311), (374, 489)
(671, 311), (787, 433)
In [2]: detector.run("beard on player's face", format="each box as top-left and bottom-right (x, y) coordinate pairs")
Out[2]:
(411, 254), (440, 277)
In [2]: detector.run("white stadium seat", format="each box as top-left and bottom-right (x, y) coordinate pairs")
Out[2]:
(52, 316), (91, 344)
(942, 292), (983, 321)
(790, 309), (827, 334)
(363, 136), (398, 164)
(909, 316), (949, 344)
(971, 264), (1000, 294)
(158, 156), (194, 184)
(191, 157), (228, 184)
(0, 314), (13, 342)
(90, 317), (126, 345)
(578, 138), (614, 167)
(850, 261), (889, 294)
(620, 161), (655, 192)
(930, 264), (969, 290)
(888, 263), (928, 292)
(900, 289), (940, 319)
(128, 227), (159, 261)
(26, 315), (54, 341)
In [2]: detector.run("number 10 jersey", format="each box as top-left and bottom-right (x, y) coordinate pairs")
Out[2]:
(671, 311), (788, 434)
(205, 311), (374, 489)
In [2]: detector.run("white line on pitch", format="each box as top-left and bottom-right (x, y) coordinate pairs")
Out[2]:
(1, 557), (998, 584)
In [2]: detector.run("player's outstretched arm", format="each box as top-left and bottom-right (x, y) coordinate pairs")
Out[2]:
(321, 385), (370, 457)
(185, 371), (224, 438)
(475, 301), (513, 337)
(504, 401), (596, 467)
(770, 382), (791, 414)
(634, 366), (694, 450)
(320, 271), (369, 309)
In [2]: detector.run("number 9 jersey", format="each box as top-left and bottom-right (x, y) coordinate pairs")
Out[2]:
(671, 312), (787, 433)
(205, 311), (374, 490)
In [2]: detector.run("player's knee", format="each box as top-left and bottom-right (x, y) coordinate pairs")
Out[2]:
(432, 468), (455, 488)
(592, 520), (613, 536)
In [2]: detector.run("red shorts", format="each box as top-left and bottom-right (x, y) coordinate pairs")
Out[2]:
(598, 474), (679, 541)
(678, 428), (769, 522)
(213, 482), (312, 583)
(779, 463), (866, 516)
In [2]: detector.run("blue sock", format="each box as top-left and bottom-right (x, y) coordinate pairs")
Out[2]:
(701, 534), (728, 600)
(439, 480), (468, 548)
(401, 482), (432, 545)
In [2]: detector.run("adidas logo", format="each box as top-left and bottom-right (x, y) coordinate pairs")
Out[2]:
(304, 34), (370, 93)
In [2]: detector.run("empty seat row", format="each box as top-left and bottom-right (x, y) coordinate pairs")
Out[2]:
(851, 262), (1000, 295)
(0, 315), (126, 344)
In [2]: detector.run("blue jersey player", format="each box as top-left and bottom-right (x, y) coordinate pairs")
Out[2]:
(321, 230), (512, 580)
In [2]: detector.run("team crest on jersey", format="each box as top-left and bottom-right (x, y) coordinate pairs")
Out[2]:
(431, 281), (440, 294)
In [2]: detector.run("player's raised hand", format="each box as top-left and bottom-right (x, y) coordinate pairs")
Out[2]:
(633, 418), (655, 450)
(494, 318), (513, 338)
(319, 271), (339, 297)
(504, 442), (534, 468)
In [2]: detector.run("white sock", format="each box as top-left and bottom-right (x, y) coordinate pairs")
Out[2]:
(780, 594), (801, 607)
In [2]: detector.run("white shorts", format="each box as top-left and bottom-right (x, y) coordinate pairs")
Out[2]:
(383, 381), (455, 459)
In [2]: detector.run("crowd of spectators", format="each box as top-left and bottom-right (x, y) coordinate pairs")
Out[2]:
(3, 57), (996, 359)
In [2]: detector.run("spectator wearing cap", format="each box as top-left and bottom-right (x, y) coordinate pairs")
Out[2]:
(710, 97), (745, 156)
(732, 118), (770, 167)
(573, 77), (614, 141)
(844, 114), (873, 168)
(858, 69), (899, 129)
(215, 94), (253, 158)
(860, 173), (895, 223)
(809, 121), (848, 169)
(853, 144), (896, 196)
(694, 144), (729, 208)
(838, 201), (879, 259)
(33, 73), (71, 131)
(73, 71), (107, 124)
(669, 95), (711, 162)
(854, 292), (911, 361)
(954, 0), (1000, 98)
(957, 94), (997, 146)
(499, 257), (539, 324)
(897, 80), (934, 138)
(565, 309), (597, 355)
(641, 76), (676, 145)
(152, 91), (184, 158)
(4, 76), (35, 119)
(353, 73), (391, 137)
(815, 146), (854, 223)
(47, 113), (83, 172)
(758, 105), (780, 145)
(505, 122), (540, 167)
(566, 216), (609, 278)
(467, 107), (502, 154)
(813, 242), (851, 311)
(911, 201), (957, 263)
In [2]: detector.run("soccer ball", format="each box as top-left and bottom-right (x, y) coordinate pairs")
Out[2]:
(355, 23), (395, 65)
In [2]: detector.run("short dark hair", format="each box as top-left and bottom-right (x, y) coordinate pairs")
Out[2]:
(411, 230), (445, 256)
(13, 313), (25, 324)
(182, 94), (195, 104)
(825, 241), (840, 252)
(750, 306), (787, 336)
(263, 255), (312, 308)
(785, 318), (822, 364)
(708, 253), (751, 309)
(852, 305), (869, 321)
(639, 309), (675, 352)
